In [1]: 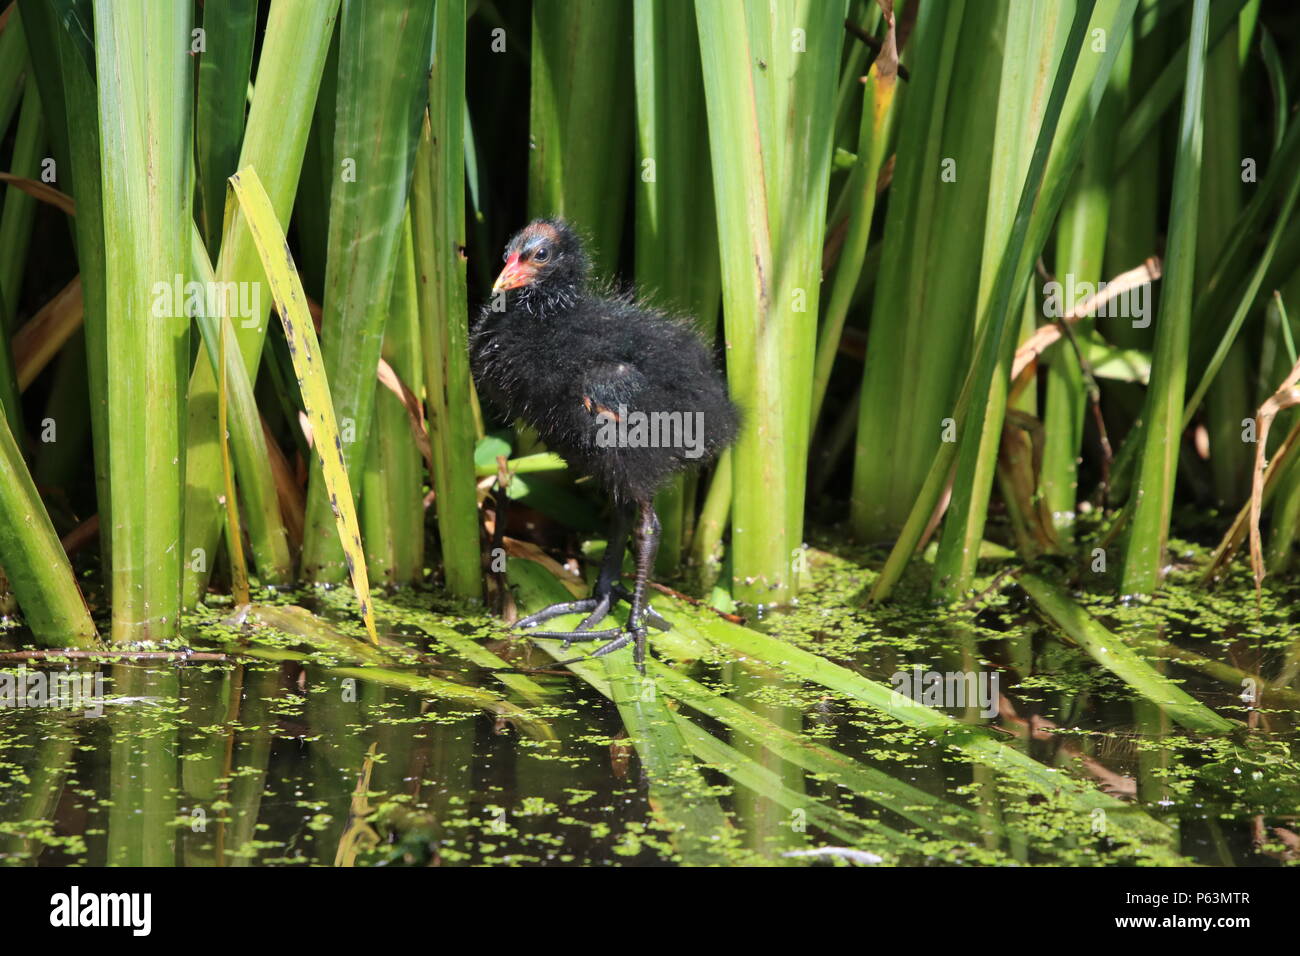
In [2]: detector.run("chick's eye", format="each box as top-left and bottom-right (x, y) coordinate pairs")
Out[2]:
(533, 247), (550, 263)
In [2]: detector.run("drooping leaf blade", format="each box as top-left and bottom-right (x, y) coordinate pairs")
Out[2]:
(228, 165), (378, 645)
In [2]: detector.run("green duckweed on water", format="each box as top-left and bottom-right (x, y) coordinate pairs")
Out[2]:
(2, 538), (1296, 867)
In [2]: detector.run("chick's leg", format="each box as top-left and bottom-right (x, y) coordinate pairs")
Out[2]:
(519, 500), (667, 672)
(516, 503), (664, 638)
(623, 499), (662, 673)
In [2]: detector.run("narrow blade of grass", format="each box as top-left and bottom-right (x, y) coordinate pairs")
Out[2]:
(0, 77), (45, 326)
(0, 8), (29, 136)
(1181, 156), (1300, 431)
(1112, 0), (1247, 169)
(229, 165), (378, 645)
(1259, 26), (1286, 156)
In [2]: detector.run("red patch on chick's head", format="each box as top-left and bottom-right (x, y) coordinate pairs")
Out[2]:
(492, 221), (562, 293)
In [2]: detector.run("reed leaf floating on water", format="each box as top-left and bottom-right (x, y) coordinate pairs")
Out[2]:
(1020, 573), (1236, 733)
(509, 555), (1187, 864)
(507, 557), (732, 863)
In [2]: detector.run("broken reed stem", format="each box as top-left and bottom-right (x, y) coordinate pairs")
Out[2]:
(1010, 257), (1162, 391)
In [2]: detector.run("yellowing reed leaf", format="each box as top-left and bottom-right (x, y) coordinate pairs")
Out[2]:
(229, 165), (379, 645)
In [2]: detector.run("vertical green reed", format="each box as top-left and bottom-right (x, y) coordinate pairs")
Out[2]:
(1199, 19), (1251, 506)
(811, 1), (897, 433)
(188, 223), (290, 586)
(0, 407), (97, 647)
(19, 0), (114, 575)
(850, 0), (996, 542)
(0, 10), (27, 135)
(0, 78), (44, 326)
(871, 0), (1131, 602)
(94, 0), (192, 641)
(633, 0), (720, 573)
(182, 0), (340, 605)
(1121, 0), (1210, 595)
(300, 0), (434, 583)
(695, 0), (845, 605)
(363, 213), (425, 586)
(0, 13), (26, 434)
(931, 0), (1073, 601)
(529, 0), (633, 276)
(0, 0), (1296, 672)
(194, 0), (257, 258)
(1042, 41), (1124, 539)
(414, 0), (483, 600)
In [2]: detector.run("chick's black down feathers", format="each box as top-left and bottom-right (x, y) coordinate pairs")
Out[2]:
(470, 219), (738, 505)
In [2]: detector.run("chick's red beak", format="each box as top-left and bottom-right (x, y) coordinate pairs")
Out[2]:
(492, 252), (535, 293)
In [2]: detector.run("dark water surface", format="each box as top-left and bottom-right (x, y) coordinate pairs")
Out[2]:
(2, 545), (1297, 867)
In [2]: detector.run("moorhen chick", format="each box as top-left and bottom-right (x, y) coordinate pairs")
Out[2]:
(471, 219), (739, 673)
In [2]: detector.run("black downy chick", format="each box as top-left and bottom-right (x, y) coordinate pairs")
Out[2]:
(470, 219), (739, 673)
